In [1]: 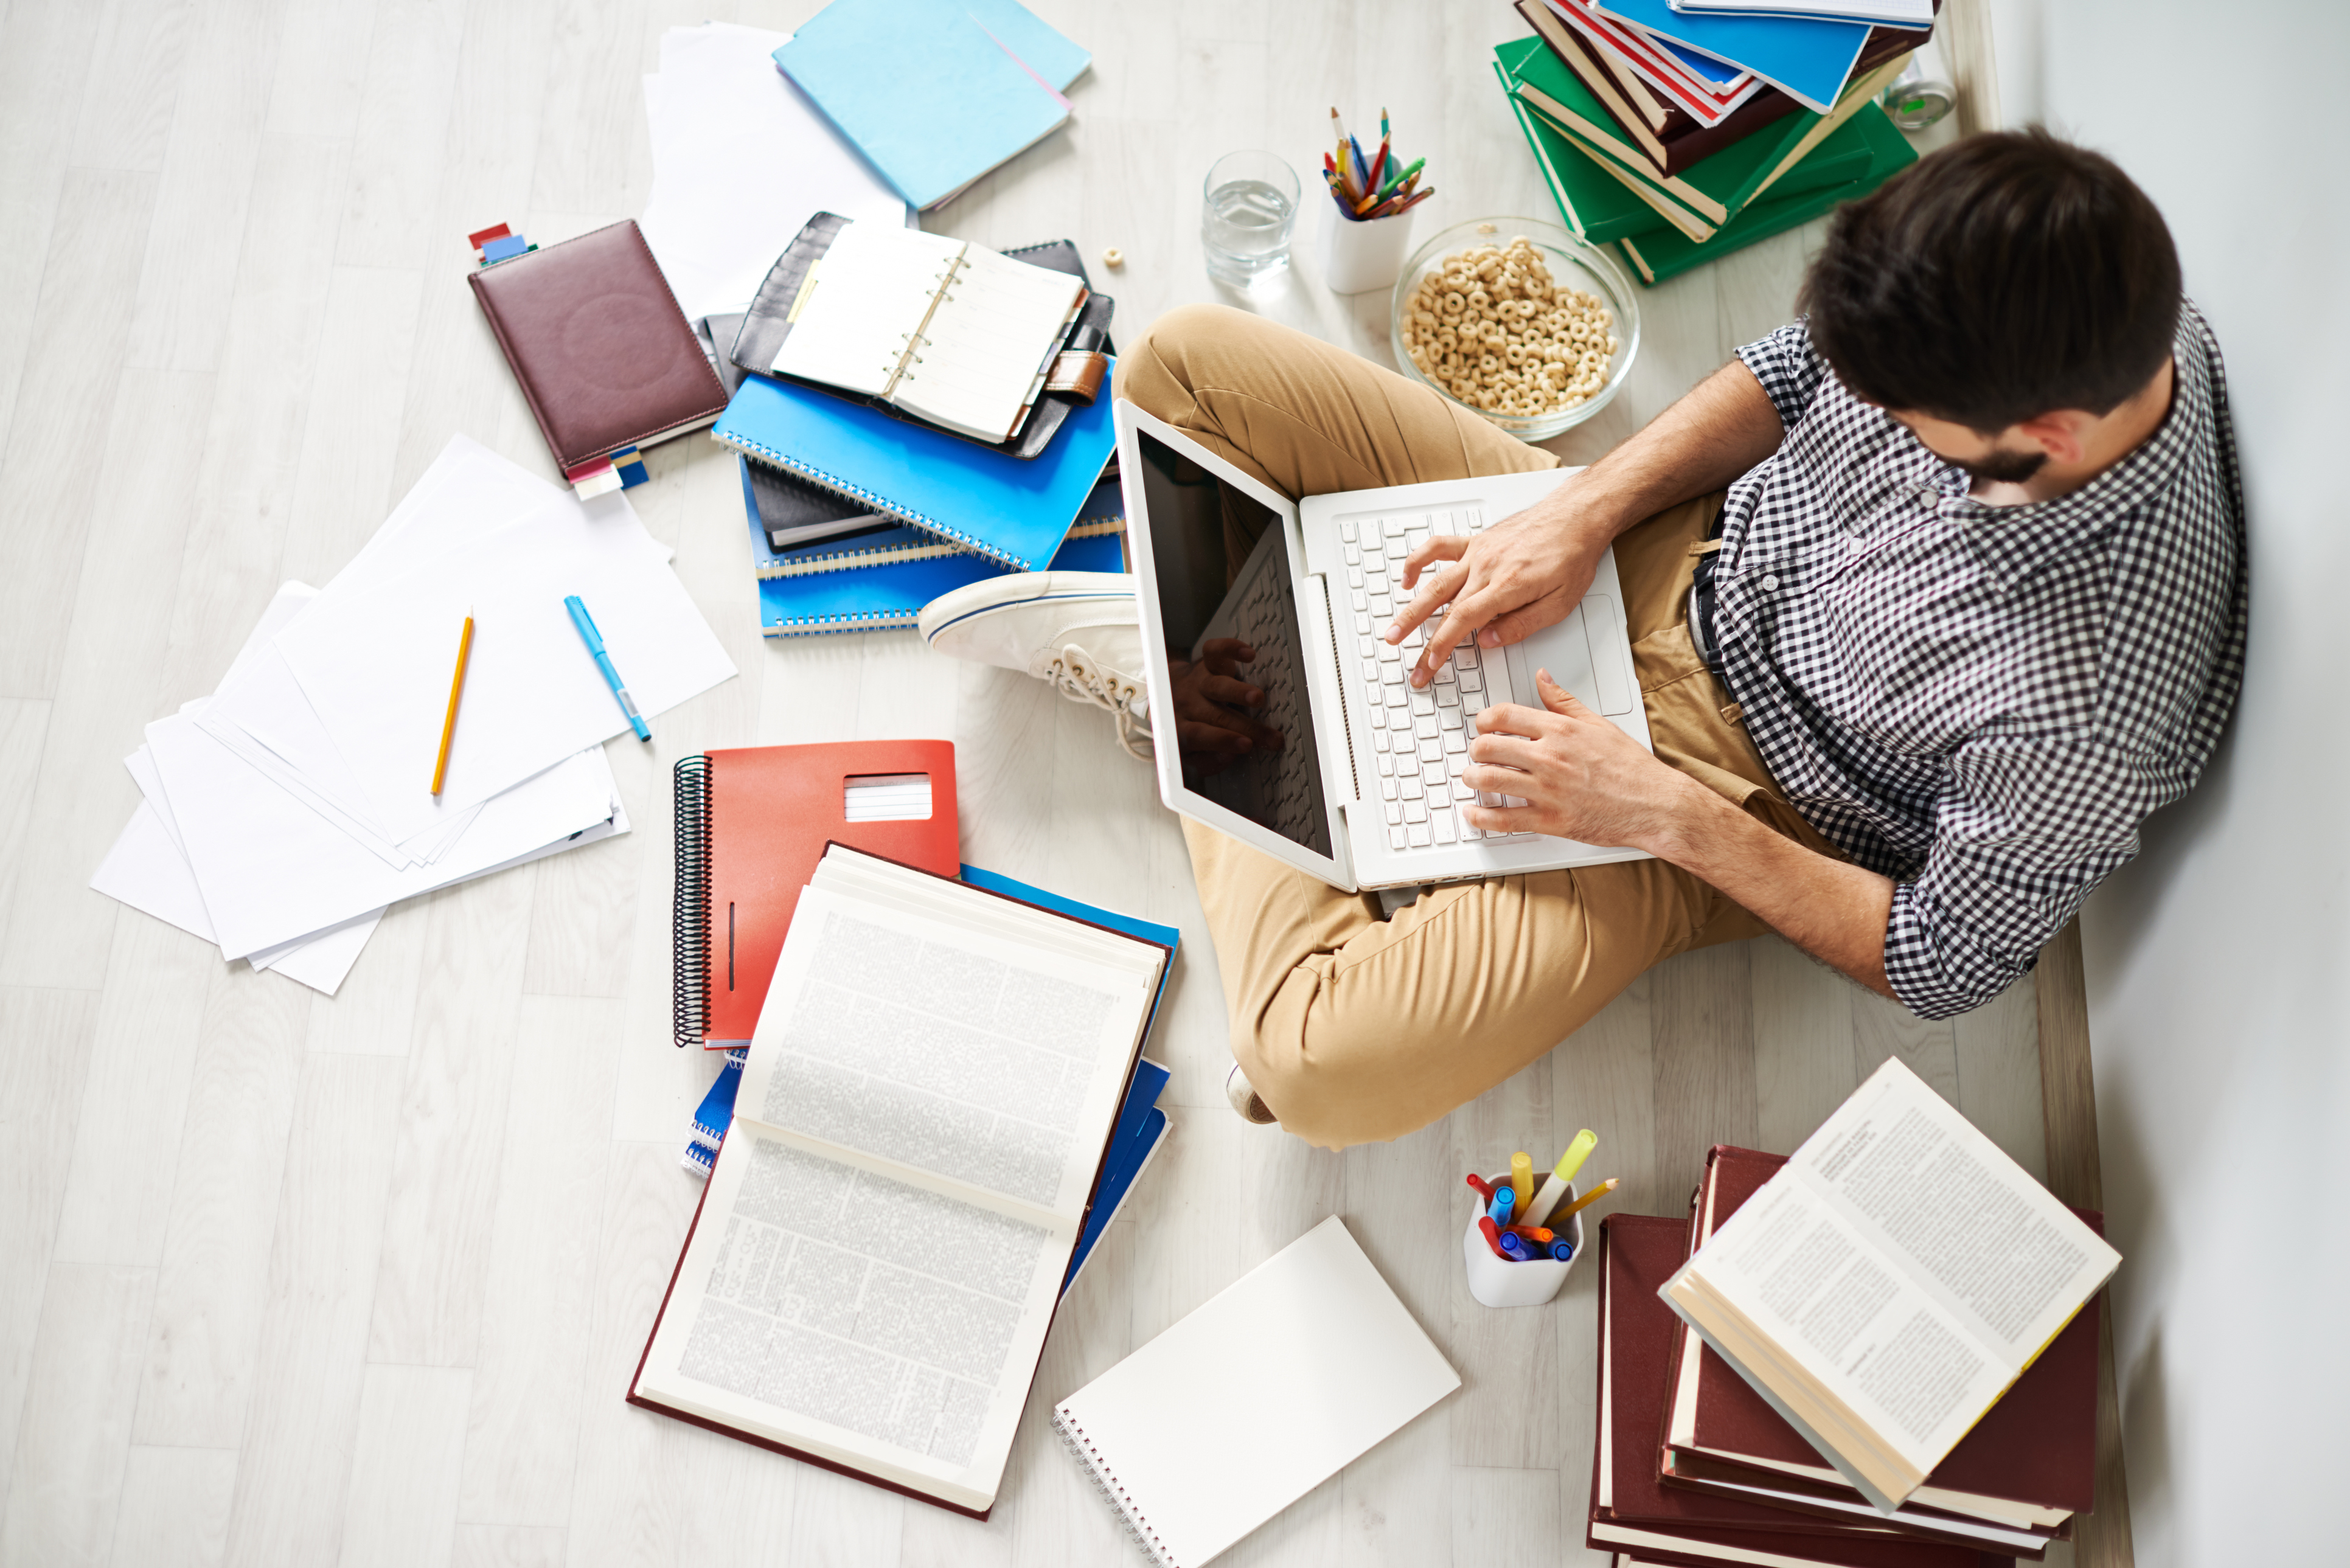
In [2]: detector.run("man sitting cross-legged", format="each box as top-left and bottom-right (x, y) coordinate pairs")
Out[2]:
(921, 130), (2246, 1150)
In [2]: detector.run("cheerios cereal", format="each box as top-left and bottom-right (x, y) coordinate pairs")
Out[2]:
(1400, 235), (1618, 420)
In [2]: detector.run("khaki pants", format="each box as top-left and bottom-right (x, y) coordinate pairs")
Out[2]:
(1119, 304), (1840, 1150)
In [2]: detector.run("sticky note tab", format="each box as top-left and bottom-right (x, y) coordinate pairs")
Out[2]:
(465, 222), (512, 249)
(481, 233), (530, 263)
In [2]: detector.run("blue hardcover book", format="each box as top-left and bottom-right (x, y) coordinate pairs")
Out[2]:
(715, 366), (1118, 572)
(774, 0), (1076, 210)
(1592, 0), (1871, 112)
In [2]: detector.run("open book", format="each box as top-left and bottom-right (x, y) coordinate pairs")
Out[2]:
(768, 221), (1086, 445)
(630, 845), (1169, 1516)
(1660, 1058), (2121, 1514)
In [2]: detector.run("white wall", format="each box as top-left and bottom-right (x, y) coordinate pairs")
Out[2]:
(2013, 4), (2350, 1563)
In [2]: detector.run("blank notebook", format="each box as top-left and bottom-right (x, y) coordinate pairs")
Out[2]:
(768, 221), (1086, 445)
(1053, 1216), (1459, 1567)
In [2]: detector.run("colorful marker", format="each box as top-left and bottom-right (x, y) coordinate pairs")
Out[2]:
(1509, 1151), (1534, 1212)
(1486, 1187), (1515, 1227)
(1523, 1129), (1599, 1227)
(1497, 1230), (1534, 1263)
(1476, 1216), (1509, 1260)
(1465, 1172), (1495, 1202)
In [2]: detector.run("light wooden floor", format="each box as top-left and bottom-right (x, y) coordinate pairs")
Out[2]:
(0, 2), (2072, 1565)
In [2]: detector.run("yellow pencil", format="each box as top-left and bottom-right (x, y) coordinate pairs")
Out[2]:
(1552, 1178), (1619, 1223)
(431, 613), (475, 796)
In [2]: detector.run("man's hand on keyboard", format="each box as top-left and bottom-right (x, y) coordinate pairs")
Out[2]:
(1386, 493), (1611, 689)
(1167, 637), (1285, 771)
(1463, 670), (1700, 847)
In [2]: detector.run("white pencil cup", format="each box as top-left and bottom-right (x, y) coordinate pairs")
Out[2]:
(1462, 1178), (1582, 1309)
(1319, 201), (1417, 294)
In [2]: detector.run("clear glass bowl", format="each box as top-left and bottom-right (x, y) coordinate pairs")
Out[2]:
(1389, 217), (1641, 442)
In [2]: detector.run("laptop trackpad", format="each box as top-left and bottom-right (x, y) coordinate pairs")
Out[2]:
(1505, 594), (1633, 716)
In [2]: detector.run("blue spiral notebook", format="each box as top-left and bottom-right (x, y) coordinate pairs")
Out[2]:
(749, 470), (1124, 580)
(715, 366), (1118, 572)
(684, 864), (1177, 1293)
(757, 524), (1125, 636)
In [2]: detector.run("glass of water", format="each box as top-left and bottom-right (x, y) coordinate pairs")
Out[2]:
(1201, 151), (1300, 286)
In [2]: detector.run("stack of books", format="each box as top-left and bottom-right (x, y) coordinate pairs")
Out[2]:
(1590, 1058), (2119, 1567)
(1496, 0), (1936, 283)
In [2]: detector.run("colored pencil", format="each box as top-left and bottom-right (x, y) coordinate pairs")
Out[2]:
(430, 612), (475, 796)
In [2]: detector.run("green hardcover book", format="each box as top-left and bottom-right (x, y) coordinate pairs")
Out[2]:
(1499, 63), (1670, 245)
(1538, 88), (1884, 245)
(1613, 103), (1917, 286)
(1495, 36), (1908, 230)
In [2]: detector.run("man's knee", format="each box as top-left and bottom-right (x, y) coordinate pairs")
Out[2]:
(1231, 993), (1429, 1150)
(1121, 302), (1275, 418)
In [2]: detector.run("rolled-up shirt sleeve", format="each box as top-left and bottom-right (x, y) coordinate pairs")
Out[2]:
(1734, 317), (1830, 431)
(1880, 733), (2162, 1018)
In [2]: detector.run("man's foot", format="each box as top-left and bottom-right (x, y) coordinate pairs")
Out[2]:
(1225, 1063), (1278, 1125)
(919, 572), (1152, 758)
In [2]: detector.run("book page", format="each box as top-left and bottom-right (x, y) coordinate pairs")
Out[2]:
(888, 246), (1083, 442)
(634, 1126), (1067, 1510)
(735, 881), (1153, 1216)
(1790, 1060), (2120, 1358)
(769, 224), (967, 396)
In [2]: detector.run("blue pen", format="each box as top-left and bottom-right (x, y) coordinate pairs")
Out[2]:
(1549, 1240), (1574, 1262)
(565, 594), (652, 741)
(1487, 1187), (1515, 1226)
(1496, 1231), (1533, 1262)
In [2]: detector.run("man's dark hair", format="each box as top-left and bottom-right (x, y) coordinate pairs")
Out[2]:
(1799, 128), (2181, 432)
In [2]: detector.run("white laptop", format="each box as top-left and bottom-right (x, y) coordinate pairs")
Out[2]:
(1116, 401), (1654, 893)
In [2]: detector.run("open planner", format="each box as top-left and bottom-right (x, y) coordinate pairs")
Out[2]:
(631, 845), (1170, 1516)
(765, 221), (1088, 445)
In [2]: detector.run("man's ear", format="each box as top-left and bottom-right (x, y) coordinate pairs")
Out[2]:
(2011, 408), (2093, 467)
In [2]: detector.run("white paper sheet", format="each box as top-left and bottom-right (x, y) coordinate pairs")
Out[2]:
(268, 488), (731, 838)
(639, 21), (913, 323)
(149, 709), (621, 960)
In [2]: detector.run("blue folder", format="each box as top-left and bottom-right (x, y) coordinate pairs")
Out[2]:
(774, 0), (1077, 210)
(715, 366), (1118, 573)
(1591, 0), (1871, 112)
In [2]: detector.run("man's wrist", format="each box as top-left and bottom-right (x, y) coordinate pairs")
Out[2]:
(1639, 769), (1748, 868)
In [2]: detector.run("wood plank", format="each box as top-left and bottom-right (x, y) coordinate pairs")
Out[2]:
(70, 0), (199, 175)
(454, 996), (620, 1528)
(2035, 920), (2101, 1211)
(0, 701), (52, 965)
(52, 912), (218, 1267)
(1950, 972), (2047, 1181)
(1449, 1055), (1560, 1471)
(307, 894), (433, 1055)
(133, 963), (311, 1448)
(0, 1), (100, 461)
(264, 0), (381, 140)
(1851, 988), (1960, 1107)
(1450, 1466), (1565, 1568)
(0, 1263), (155, 1568)
(106, 1446), (238, 1568)
(0, 366), (211, 991)
(1750, 937), (1856, 1154)
(562, 1142), (698, 1568)
(1648, 940), (1758, 1197)
(366, 861), (538, 1367)
(527, 0), (651, 217)
(336, 1365), (472, 1568)
(0, 985), (105, 1503)
(272, 265), (426, 592)
(334, 0), (469, 271)
(0, 167), (159, 699)
(121, 0), (280, 375)
(448, 1525), (564, 1568)
(217, 1053), (406, 1568)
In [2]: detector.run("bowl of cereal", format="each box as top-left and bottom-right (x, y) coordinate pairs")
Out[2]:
(1391, 218), (1639, 442)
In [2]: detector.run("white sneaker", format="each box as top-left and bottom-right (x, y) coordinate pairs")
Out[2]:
(1225, 1063), (1278, 1126)
(919, 572), (1153, 758)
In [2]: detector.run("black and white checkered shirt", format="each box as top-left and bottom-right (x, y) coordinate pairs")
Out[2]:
(1716, 305), (2247, 1018)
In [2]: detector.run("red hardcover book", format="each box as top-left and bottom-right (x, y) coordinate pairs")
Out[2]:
(1594, 1216), (2012, 1568)
(672, 741), (959, 1045)
(1661, 1148), (2098, 1541)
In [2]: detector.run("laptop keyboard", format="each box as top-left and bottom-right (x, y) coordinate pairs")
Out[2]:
(1339, 509), (1529, 855)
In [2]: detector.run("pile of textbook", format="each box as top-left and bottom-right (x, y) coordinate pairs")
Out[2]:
(1589, 1058), (2117, 1567)
(1496, 0), (1937, 283)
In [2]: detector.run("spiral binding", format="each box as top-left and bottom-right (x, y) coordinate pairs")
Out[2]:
(1051, 1407), (1181, 1568)
(716, 434), (1024, 572)
(672, 755), (714, 1047)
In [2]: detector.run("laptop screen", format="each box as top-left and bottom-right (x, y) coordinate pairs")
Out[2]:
(1132, 429), (1332, 857)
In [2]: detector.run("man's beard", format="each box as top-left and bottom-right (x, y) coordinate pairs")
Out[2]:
(1961, 446), (2048, 485)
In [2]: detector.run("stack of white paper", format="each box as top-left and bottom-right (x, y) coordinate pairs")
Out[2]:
(639, 20), (913, 325)
(90, 436), (739, 995)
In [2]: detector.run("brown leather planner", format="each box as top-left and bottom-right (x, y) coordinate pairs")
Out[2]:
(1594, 1215), (2014, 1568)
(1663, 1147), (2099, 1526)
(467, 219), (728, 484)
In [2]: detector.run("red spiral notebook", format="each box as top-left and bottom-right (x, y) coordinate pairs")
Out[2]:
(672, 741), (959, 1046)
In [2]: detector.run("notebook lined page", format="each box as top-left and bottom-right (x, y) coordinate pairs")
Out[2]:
(768, 224), (967, 395)
(891, 247), (1084, 442)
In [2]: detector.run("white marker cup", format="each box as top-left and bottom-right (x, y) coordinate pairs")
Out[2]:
(1462, 1176), (1580, 1309)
